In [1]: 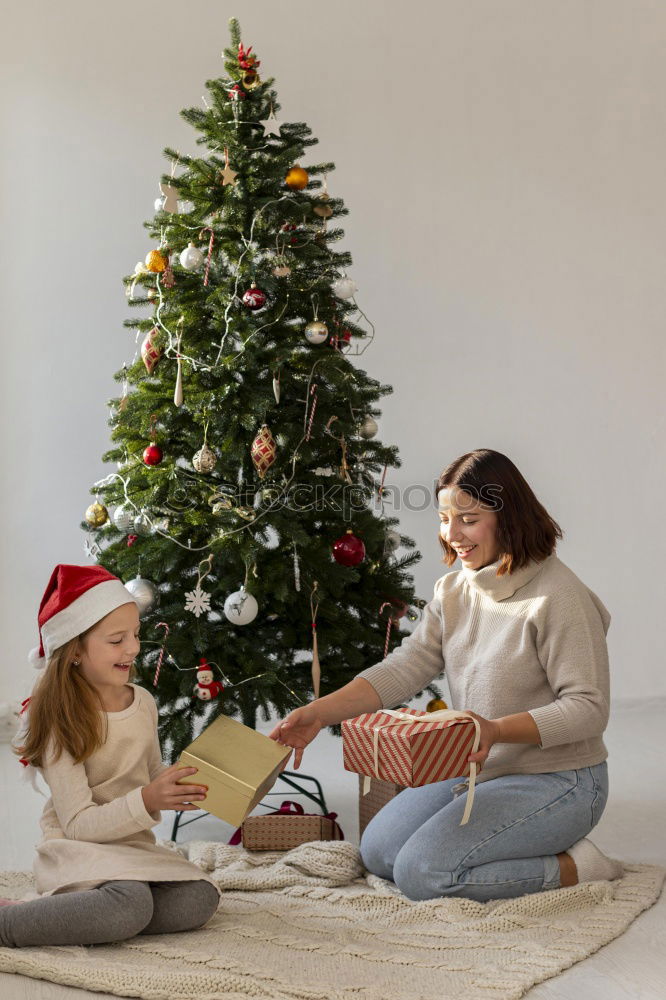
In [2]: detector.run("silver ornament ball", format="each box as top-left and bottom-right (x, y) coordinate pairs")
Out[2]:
(179, 242), (204, 270)
(384, 529), (401, 553)
(125, 576), (158, 616)
(133, 510), (152, 536)
(113, 506), (134, 532)
(360, 416), (378, 439)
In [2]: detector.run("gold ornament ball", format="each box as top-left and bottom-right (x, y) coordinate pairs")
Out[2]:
(85, 502), (109, 527)
(145, 250), (167, 273)
(242, 69), (261, 89)
(285, 165), (309, 191)
(426, 698), (448, 713)
(313, 195), (333, 219)
(193, 444), (217, 474)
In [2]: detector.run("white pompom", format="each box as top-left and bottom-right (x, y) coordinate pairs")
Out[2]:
(28, 647), (46, 670)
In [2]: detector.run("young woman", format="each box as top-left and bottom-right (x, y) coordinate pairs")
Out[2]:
(1, 564), (218, 948)
(270, 449), (623, 902)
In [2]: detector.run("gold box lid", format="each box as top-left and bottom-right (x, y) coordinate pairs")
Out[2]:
(178, 712), (291, 794)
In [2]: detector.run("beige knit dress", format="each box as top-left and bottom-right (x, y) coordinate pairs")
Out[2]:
(32, 683), (222, 900)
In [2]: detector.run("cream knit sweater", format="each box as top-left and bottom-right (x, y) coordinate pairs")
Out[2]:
(29, 683), (222, 898)
(356, 552), (611, 782)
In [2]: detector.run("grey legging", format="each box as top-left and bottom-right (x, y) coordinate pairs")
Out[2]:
(0, 879), (220, 948)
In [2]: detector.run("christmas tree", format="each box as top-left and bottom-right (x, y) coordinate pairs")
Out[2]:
(83, 18), (441, 762)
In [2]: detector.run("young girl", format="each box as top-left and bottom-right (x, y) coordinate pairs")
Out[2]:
(271, 449), (625, 902)
(1, 563), (221, 948)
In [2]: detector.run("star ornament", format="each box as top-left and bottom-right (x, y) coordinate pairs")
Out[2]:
(260, 112), (283, 137)
(220, 163), (238, 187)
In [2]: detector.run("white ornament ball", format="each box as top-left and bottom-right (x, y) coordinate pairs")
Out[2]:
(332, 275), (358, 299)
(125, 576), (158, 616)
(304, 320), (328, 345)
(360, 416), (379, 439)
(385, 529), (401, 553)
(223, 586), (258, 626)
(113, 506), (134, 532)
(179, 242), (204, 270)
(192, 444), (217, 473)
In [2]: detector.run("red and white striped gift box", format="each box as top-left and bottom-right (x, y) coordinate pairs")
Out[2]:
(342, 708), (479, 788)
(342, 708), (481, 825)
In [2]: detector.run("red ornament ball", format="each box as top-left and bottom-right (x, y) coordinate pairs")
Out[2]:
(242, 284), (267, 310)
(143, 443), (163, 466)
(332, 529), (366, 567)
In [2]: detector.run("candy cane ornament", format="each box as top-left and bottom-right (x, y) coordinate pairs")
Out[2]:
(199, 227), (215, 286)
(379, 602), (396, 657)
(153, 622), (170, 687)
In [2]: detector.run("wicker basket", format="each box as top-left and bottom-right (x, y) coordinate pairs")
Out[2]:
(358, 775), (406, 837)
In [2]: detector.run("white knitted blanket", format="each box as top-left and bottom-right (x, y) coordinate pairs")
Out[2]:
(0, 839), (663, 1000)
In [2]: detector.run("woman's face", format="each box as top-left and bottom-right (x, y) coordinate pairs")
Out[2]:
(74, 602), (141, 697)
(438, 487), (500, 569)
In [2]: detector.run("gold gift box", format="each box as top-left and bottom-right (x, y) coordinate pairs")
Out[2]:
(176, 714), (291, 827)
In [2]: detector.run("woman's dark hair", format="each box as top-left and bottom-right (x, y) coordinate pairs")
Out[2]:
(435, 449), (563, 576)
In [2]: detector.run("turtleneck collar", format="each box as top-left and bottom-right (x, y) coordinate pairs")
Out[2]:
(462, 553), (553, 601)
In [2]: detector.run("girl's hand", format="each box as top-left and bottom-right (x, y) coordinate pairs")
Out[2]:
(142, 765), (208, 813)
(268, 704), (323, 770)
(463, 711), (501, 772)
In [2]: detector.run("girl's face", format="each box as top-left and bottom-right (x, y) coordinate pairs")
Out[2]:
(438, 487), (500, 569)
(74, 602), (140, 697)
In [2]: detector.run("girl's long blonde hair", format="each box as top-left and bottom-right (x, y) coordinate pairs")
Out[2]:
(12, 631), (137, 768)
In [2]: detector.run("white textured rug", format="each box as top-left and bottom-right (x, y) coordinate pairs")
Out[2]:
(0, 839), (663, 1000)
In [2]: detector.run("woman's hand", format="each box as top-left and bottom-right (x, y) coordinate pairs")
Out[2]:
(142, 765), (208, 813)
(463, 711), (501, 772)
(268, 704), (323, 770)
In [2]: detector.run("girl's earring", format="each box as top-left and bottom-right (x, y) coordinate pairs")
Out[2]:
(73, 659), (81, 666)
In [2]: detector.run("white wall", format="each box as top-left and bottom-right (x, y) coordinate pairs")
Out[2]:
(1, 0), (664, 706)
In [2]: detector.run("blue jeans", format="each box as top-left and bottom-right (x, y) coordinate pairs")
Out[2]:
(360, 762), (609, 902)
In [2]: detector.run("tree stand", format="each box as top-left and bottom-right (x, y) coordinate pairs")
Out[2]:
(170, 769), (329, 841)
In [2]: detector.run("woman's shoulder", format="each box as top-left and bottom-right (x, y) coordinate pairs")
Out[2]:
(534, 553), (600, 595)
(532, 554), (611, 633)
(433, 567), (463, 598)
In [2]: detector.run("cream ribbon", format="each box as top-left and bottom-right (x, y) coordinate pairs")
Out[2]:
(363, 708), (481, 826)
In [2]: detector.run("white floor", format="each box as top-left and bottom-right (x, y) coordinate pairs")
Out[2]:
(1, 699), (664, 999)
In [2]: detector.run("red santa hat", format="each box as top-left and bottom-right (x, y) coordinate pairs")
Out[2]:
(29, 564), (138, 670)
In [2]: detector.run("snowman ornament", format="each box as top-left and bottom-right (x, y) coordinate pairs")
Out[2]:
(193, 659), (224, 701)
